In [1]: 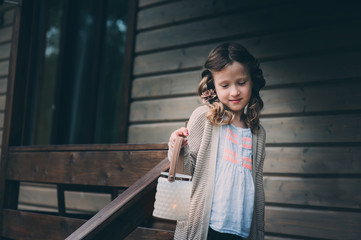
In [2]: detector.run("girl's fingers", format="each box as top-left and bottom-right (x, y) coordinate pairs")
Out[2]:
(181, 138), (188, 148)
(169, 127), (188, 148)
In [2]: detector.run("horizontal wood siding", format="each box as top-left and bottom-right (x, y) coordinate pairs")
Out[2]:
(0, 7), (13, 149)
(130, 0), (361, 239)
(7, 149), (167, 187)
(9, 144), (167, 215)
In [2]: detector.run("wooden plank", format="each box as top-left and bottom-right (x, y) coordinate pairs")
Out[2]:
(261, 80), (361, 114)
(0, 43), (11, 60)
(125, 227), (174, 240)
(0, 112), (4, 128)
(0, 26), (12, 43)
(18, 203), (58, 213)
(7, 150), (167, 186)
(132, 70), (200, 99)
(134, 21), (361, 76)
(18, 183), (58, 209)
(128, 114), (361, 144)
(2, 209), (86, 240)
(264, 177), (361, 209)
(0, 94), (6, 110)
(65, 191), (111, 213)
(129, 96), (202, 122)
(0, 60), (9, 77)
(9, 143), (168, 152)
(149, 217), (176, 231)
(264, 147), (361, 174)
(1, 8), (14, 26)
(135, 2), (361, 52)
(138, 0), (172, 8)
(65, 158), (170, 240)
(128, 122), (183, 143)
(263, 51), (361, 86)
(265, 236), (305, 240)
(137, 0), (290, 30)
(119, 0), (139, 143)
(262, 114), (361, 144)
(0, 77), (7, 94)
(129, 81), (361, 123)
(265, 206), (361, 240)
(0, 1), (20, 231)
(18, 183), (112, 214)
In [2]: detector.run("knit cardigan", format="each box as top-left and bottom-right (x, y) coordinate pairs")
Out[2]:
(168, 106), (266, 240)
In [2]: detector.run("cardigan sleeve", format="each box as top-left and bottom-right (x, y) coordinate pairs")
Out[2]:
(255, 125), (266, 234)
(168, 106), (208, 176)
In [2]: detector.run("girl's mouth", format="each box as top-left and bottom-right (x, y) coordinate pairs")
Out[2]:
(229, 98), (242, 103)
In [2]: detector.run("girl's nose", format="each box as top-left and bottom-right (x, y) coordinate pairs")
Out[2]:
(230, 86), (240, 96)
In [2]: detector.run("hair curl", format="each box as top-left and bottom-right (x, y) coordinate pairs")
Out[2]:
(197, 42), (266, 133)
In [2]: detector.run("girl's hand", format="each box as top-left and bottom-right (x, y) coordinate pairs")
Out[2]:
(169, 127), (188, 148)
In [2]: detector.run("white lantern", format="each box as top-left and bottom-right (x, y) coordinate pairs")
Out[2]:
(153, 172), (192, 220)
(153, 137), (192, 221)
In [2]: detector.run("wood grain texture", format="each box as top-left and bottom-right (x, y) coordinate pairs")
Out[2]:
(18, 182), (112, 214)
(264, 147), (361, 174)
(1, 8), (15, 26)
(262, 114), (361, 144)
(0, 60), (9, 77)
(137, 0), (288, 30)
(125, 227), (174, 240)
(0, 26), (12, 43)
(0, 95), (6, 111)
(0, 112), (4, 128)
(18, 183), (58, 209)
(7, 150), (167, 186)
(265, 206), (361, 240)
(65, 158), (170, 240)
(135, 2), (361, 52)
(129, 80), (361, 123)
(264, 236), (305, 240)
(9, 143), (168, 152)
(262, 51), (361, 86)
(130, 96), (202, 122)
(2, 209), (86, 240)
(262, 80), (361, 114)
(132, 70), (200, 99)
(138, 0), (171, 8)
(133, 19), (361, 76)
(264, 177), (361, 209)
(128, 114), (361, 144)
(128, 121), (183, 143)
(0, 77), (7, 94)
(0, 43), (11, 60)
(65, 191), (111, 213)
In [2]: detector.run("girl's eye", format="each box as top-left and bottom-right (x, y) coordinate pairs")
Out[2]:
(221, 84), (228, 88)
(238, 81), (247, 85)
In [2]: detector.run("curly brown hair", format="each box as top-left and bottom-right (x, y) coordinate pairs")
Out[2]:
(197, 42), (266, 133)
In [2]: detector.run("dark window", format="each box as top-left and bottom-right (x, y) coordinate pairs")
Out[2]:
(13, 0), (129, 145)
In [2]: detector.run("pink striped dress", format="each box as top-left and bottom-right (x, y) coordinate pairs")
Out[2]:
(209, 124), (255, 238)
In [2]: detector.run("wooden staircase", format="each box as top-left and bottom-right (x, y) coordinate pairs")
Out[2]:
(0, 144), (176, 239)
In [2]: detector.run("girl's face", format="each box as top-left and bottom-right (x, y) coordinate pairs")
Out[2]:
(213, 61), (252, 117)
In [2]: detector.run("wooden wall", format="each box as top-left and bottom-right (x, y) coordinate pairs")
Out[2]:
(0, 4), (13, 150)
(130, 0), (361, 239)
(0, 3), (115, 216)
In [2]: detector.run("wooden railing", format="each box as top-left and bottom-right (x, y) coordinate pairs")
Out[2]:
(1, 144), (175, 240)
(65, 158), (170, 240)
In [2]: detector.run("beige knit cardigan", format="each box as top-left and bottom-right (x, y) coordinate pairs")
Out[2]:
(168, 106), (266, 240)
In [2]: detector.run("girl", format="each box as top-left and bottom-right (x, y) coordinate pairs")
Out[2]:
(168, 42), (266, 240)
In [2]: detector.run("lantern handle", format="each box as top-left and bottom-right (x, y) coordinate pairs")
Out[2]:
(168, 136), (184, 182)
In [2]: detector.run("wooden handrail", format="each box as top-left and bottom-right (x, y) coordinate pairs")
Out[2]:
(65, 158), (170, 240)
